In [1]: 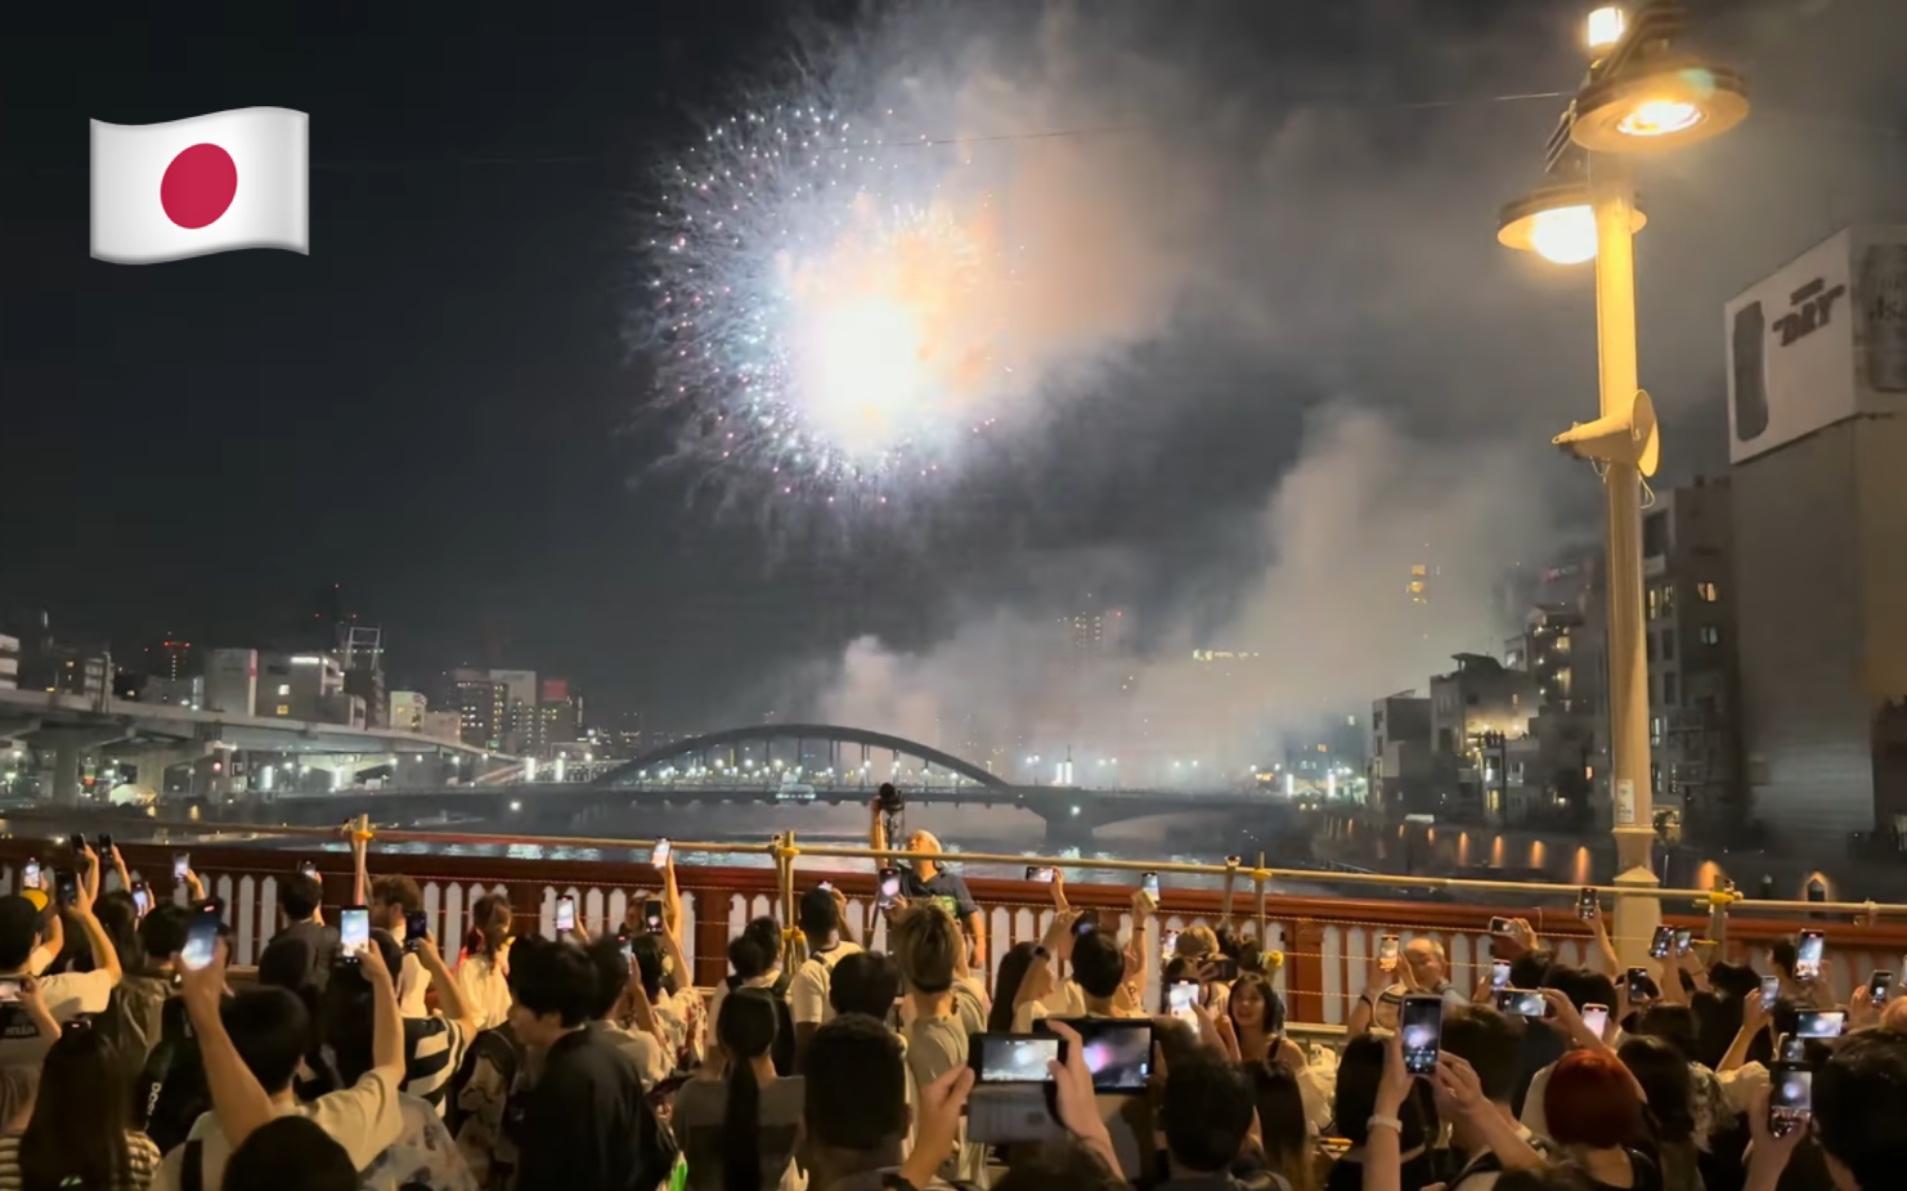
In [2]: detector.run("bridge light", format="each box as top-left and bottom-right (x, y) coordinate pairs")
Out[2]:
(1070, 805), (1080, 816)
(509, 800), (522, 812)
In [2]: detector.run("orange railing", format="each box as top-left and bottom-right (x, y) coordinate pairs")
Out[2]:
(8, 820), (1907, 1028)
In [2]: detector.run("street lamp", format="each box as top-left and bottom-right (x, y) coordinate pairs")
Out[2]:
(1497, 0), (1746, 966)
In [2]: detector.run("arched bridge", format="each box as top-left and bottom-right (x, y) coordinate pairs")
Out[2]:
(592, 723), (1008, 790)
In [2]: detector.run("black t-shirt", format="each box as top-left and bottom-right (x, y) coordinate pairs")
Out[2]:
(511, 1022), (671, 1191)
(901, 868), (979, 921)
(263, 919), (340, 994)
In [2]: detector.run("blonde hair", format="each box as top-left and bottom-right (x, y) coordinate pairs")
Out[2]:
(1176, 925), (1220, 960)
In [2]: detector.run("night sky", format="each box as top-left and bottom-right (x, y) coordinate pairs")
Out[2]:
(3, 2), (1901, 732)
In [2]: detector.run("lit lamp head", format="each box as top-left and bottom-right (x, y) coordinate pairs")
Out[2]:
(1571, 59), (1749, 154)
(1497, 183), (1648, 265)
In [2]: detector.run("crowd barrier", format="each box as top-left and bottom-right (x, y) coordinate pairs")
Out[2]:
(6, 818), (1907, 1027)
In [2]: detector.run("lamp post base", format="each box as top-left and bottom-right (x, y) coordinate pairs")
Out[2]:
(1612, 833), (1663, 969)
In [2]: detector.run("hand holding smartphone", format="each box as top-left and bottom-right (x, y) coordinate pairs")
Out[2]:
(556, 895), (577, 934)
(651, 839), (672, 867)
(182, 902), (222, 972)
(1140, 871), (1161, 901)
(339, 906), (370, 963)
(1377, 934), (1400, 973)
(1025, 866), (1055, 884)
(1399, 994), (1444, 1075)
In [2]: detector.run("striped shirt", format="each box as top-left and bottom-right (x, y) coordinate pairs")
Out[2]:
(404, 1016), (471, 1112)
(0, 1131), (161, 1189)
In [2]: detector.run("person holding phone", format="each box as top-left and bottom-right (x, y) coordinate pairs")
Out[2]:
(354, 826), (431, 1019)
(789, 885), (864, 1062)
(260, 868), (339, 996)
(869, 797), (986, 975)
(1350, 936), (1469, 1037)
(0, 842), (123, 1065)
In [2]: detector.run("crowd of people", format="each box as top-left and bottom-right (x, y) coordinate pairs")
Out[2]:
(0, 800), (1901, 1191)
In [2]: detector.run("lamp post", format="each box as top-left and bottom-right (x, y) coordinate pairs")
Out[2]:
(1497, 2), (1748, 964)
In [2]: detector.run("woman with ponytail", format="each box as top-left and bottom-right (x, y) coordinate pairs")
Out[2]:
(674, 987), (806, 1191)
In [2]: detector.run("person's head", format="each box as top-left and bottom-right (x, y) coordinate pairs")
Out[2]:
(1334, 1034), (1428, 1148)
(1244, 1061), (1312, 1183)
(1438, 1004), (1525, 1106)
(1070, 930), (1126, 1001)
(720, 986), (779, 1063)
(18, 1022), (137, 1190)
(1510, 948), (1558, 992)
(1632, 1003), (1700, 1064)
(584, 936), (632, 1021)
(1159, 1048), (1256, 1175)
(804, 1015), (909, 1161)
(96, 891), (144, 970)
(138, 903), (192, 966)
(369, 874), (422, 930)
(992, 1136), (1129, 1191)
(718, 988), (780, 1191)
(1707, 961), (1762, 1001)
(1403, 938), (1448, 988)
(831, 950), (902, 1020)
(1175, 926), (1220, 962)
(890, 903), (959, 996)
(903, 828), (942, 872)
(467, 893), (512, 958)
(1543, 1047), (1644, 1150)
(1617, 1035), (1695, 1145)
(279, 872), (324, 924)
(629, 932), (667, 1000)
(222, 1116), (360, 1191)
(728, 922), (780, 983)
(799, 886), (841, 940)
(1771, 940), (1799, 981)
(221, 987), (313, 1097)
(507, 935), (598, 1047)
(0, 896), (42, 971)
(1815, 1027), (1907, 1191)
(990, 942), (1044, 1033)
(1228, 971), (1285, 1036)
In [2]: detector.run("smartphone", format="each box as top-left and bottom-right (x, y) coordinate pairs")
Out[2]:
(1399, 994), (1444, 1075)
(405, 910), (430, 952)
(1794, 1010), (1846, 1039)
(1141, 871), (1161, 901)
(877, 867), (902, 909)
(1649, 925), (1674, 960)
(970, 1033), (1060, 1084)
(1768, 1062), (1811, 1138)
(53, 869), (77, 907)
(1488, 916), (1514, 935)
(1167, 980), (1200, 1026)
(181, 903), (221, 971)
(1577, 887), (1598, 919)
(67, 833), (86, 854)
(132, 884), (151, 916)
(817, 881), (833, 893)
(1495, 988), (1547, 1018)
(1795, 930), (1825, 981)
(1627, 967), (1659, 1000)
(556, 895), (577, 933)
(1377, 934), (1400, 973)
(1491, 959), (1512, 990)
(651, 839), (671, 867)
(173, 852), (190, 881)
(1673, 928), (1694, 956)
(1160, 928), (1181, 957)
(1581, 1003), (1610, 1039)
(96, 833), (113, 853)
(1040, 1018), (1152, 1092)
(20, 860), (39, 891)
(1073, 908), (1101, 937)
(339, 906), (370, 963)
(1778, 1033), (1806, 1063)
(1761, 974), (1780, 1010)
(643, 898), (664, 933)
(1025, 866), (1055, 884)
(0, 979), (19, 1003)
(300, 861), (319, 878)
(1870, 969), (1893, 1003)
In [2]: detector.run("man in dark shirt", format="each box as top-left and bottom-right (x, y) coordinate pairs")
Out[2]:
(261, 871), (337, 994)
(506, 936), (670, 1191)
(868, 795), (985, 971)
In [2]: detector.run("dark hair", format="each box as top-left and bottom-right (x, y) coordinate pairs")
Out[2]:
(728, 922), (779, 982)
(0, 896), (40, 970)
(1510, 948), (1557, 991)
(805, 1015), (908, 1150)
(508, 935), (598, 1027)
(992, 1136), (1128, 1191)
(1334, 1034), (1428, 1148)
(1770, 940), (1798, 978)
(1707, 961), (1761, 1001)
(369, 874), (423, 916)
(717, 989), (780, 1191)
(1618, 1035), (1696, 1145)
(1227, 971), (1285, 1038)
(1550, 965), (1619, 1013)
(221, 987), (312, 1094)
(1070, 931), (1125, 1000)
(584, 936), (631, 1020)
(280, 872), (325, 921)
(990, 942), (1039, 1033)
(1159, 1048), (1256, 1174)
(799, 887), (840, 937)
(1687, 989), (1739, 1070)
(1815, 1027), (1907, 1191)
(1544, 1048), (1644, 1149)
(223, 1115), (360, 1191)
(138, 903), (192, 962)
(630, 932), (666, 1001)
(467, 893), (512, 959)
(18, 1023), (138, 1191)
(96, 891), (144, 970)
(830, 951), (902, 1020)
(1439, 1004), (1525, 1103)
(1242, 1061), (1314, 1191)
(1633, 1003), (1700, 1064)
(891, 905), (959, 996)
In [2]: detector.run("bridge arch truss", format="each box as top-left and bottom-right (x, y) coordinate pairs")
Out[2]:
(590, 723), (1007, 790)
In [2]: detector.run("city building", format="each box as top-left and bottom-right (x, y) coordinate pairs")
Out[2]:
(339, 626), (387, 729)
(257, 652), (348, 722)
(0, 634), (16, 691)
(421, 710), (463, 744)
(143, 636), (194, 681)
(204, 648), (258, 716)
(1725, 224), (1907, 861)
(489, 669), (538, 754)
(452, 669), (508, 750)
(389, 690), (429, 733)
(1428, 653), (1537, 822)
(539, 678), (582, 753)
(1368, 692), (1433, 815)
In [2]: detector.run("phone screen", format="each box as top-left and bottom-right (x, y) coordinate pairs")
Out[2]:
(1796, 931), (1825, 980)
(1495, 988), (1547, 1018)
(406, 910), (430, 951)
(1577, 888), (1597, 919)
(1167, 980), (1200, 1025)
(556, 897), (577, 932)
(972, 1034), (1059, 1084)
(0, 979), (19, 1004)
(1581, 1004), (1610, 1039)
(182, 905), (221, 971)
(1649, 925), (1674, 959)
(53, 870), (77, 907)
(1141, 872), (1160, 901)
(1378, 935), (1400, 972)
(96, 834), (113, 853)
(877, 868), (901, 906)
(1794, 1010), (1846, 1039)
(132, 887), (151, 916)
(1871, 970), (1893, 1002)
(1488, 917), (1513, 935)
(1073, 908), (1100, 937)
(1160, 928), (1180, 957)
(21, 861), (39, 891)
(1769, 1064), (1811, 1137)
(1673, 928), (1694, 956)
(1049, 1019), (1152, 1092)
(173, 853), (190, 881)
(1761, 974), (1780, 1010)
(643, 899), (664, 932)
(1627, 968), (1659, 1000)
(339, 907), (370, 962)
(1400, 994), (1444, 1075)
(652, 839), (671, 867)
(1025, 866), (1055, 884)
(1491, 959), (1511, 990)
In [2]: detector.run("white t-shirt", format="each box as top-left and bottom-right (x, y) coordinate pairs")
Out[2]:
(789, 940), (863, 1026)
(0, 968), (115, 1065)
(456, 953), (512, 1032)
(152, 1068), (404, 1191)
(395, 952), (430, 1019)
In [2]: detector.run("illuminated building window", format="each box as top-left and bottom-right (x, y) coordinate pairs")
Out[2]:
(276, 704), (291, 716)
(1696, 582), (1720, 602)
(1646, 588), (1659, 620)
(1700, 626), (1721, 647)
(277, 684), (291, 696)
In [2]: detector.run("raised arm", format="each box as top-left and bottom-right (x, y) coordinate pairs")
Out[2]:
(70, 846), (122, 984)
(360, 935), (405, 1081)
(181, 940), (278, 1150)
(417, 935), (478, 1037)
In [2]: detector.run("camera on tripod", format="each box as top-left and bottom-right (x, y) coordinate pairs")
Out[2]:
(876, 782), (905, 815)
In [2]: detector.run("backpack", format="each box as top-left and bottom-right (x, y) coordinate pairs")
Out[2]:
(96, 973), (171, 1087)
(446, 1024), (528, 1191)
(724, 970), (798, 1076)
(136, 997), (212, 1155)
